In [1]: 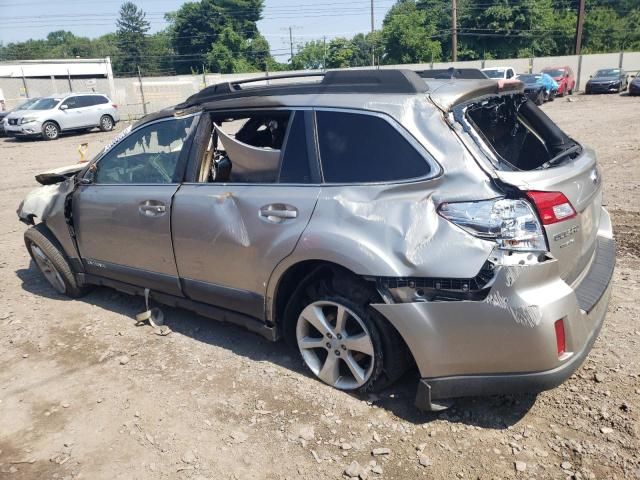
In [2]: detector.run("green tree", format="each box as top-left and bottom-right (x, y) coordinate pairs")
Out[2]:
(382, 0), (442, 64)
(291, 40), (326, 70)
(167, 0), (265, 74)
(116, 2), (150, 75)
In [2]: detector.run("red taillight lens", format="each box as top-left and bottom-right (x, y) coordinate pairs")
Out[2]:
(525, 191), (576, 225)
(112, 104), (118, 109)
(554, 319), (566, 356)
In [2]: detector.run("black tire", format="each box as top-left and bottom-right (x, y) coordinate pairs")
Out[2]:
(99, 115), (114, 132)
(535, 91), (544, 106)
(24, 223), (90, 298)
(284, 267), (409, 393)
(41, 121), (59, 141)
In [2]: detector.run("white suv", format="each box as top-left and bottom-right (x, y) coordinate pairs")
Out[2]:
(4, 93), (120, 140)
(481, 66), (516, 80)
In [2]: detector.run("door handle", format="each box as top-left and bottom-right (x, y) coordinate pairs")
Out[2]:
(139, 201), (166, 217)
(259, 204), (298, 223)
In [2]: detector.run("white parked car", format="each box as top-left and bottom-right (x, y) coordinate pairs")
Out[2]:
(481, 66), (516, 80)
(4, 93), (120, 140)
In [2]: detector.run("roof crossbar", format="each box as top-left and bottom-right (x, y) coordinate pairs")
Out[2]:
(178, 69), (429, 107)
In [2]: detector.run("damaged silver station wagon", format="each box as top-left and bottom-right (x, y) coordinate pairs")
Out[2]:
(18, 70), (615, 410)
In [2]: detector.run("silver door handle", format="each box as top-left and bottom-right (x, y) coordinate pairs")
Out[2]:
(259, 204), (298, 222)
(139, 202), (166, 217)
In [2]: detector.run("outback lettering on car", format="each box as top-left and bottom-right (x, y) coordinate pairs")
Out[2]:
(17, 69), (615, 411)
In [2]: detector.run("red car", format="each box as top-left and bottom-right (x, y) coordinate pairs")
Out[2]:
(541, 66), (576, 96)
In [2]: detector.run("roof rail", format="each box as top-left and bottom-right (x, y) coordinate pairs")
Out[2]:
(178, 69), (428, 107)
(417, 68), (488, 80)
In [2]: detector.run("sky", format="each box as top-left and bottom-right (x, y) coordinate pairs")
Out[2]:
(0, 0), (395, 61)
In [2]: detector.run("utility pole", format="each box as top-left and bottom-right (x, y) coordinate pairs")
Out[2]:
(323, 36), (327, 70)
(574, 0), (586, 55)
(289, 26), (294, 62)
(451, 0), (458, 62)
(370, 0), (375, 66)
(137, 65), (147, 116)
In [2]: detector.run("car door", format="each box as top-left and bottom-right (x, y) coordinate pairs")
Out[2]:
(74, 113), (200, 296)
(75, 95), (99, 127)
(172, 110), (321, 319)
(58, 96), (84, 129)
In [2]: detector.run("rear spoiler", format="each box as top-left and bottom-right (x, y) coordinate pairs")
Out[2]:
(429, 79), (524, 111)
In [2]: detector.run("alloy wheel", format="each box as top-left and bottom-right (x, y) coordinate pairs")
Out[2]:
(101, 116), (113, 130)
(296, 300), (375, 390)
(30, 244), (66, 294)
(44, 123), (58, 139)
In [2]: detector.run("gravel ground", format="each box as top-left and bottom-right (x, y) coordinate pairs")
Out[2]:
(0, 93), (639, 480)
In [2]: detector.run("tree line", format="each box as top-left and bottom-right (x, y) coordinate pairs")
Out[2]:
(0, 0), (638, 76)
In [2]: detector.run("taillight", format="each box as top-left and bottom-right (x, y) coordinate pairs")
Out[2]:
(554, 319), (566, 356)
(438, 198), (547, 251)
(525, 191), (576, 225)
(112, 104), (118, 109)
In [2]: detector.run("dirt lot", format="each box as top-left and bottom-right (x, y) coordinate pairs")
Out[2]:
(0, 94), (639, 480)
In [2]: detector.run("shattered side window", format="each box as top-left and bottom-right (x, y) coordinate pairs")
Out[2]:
(94, 116), (196, 184)
(203, 111), (291, 184)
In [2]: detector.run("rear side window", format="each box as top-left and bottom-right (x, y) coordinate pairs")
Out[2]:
(94, 95), (109, 105)
(316, 111), (430, 183)
(76, 96), (93, 107)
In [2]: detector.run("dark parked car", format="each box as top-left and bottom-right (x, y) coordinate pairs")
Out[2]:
(585, 68), (629, 94)
(516, 73), (557, 105)
(629, 75), (640, 96)
(541, 66), (575, 96)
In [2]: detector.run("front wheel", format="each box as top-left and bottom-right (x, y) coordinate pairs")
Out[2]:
(287, 272), (409, 393)
(99, 115), (114, 132)
(41, 121), (59, 140)
(24, 224), (89, 298)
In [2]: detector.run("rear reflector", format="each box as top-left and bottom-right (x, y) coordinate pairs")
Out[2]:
(554, 319), (566, 356)
(526, 191), (577, 225)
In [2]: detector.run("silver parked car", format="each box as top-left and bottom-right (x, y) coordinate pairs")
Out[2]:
(17, 70), (614, 410)
(4, 93), (119, 140)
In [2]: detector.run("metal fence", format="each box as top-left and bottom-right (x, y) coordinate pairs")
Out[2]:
(1, 51), (639, 119)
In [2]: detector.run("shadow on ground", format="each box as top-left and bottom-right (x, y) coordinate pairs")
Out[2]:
(17, 264), (537, 428)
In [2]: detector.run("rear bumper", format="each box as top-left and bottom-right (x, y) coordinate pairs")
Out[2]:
(372, 208), (615, 411)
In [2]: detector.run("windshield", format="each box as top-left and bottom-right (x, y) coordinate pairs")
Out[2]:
(543, 69), (564, 77)
(16, 98), (39, 110)
(517, 74), (539, 83)
(483, 69), (505, 79)
(28, 98), (61, 110)
(595, 69), (620, 78)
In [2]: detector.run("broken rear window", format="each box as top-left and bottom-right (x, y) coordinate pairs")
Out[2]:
(463, 94), (581, 171)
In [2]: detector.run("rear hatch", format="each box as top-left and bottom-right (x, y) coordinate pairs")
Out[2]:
(429, 80), (602, 285)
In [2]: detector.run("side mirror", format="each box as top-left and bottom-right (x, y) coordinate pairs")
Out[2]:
(60, 104), (68, 110)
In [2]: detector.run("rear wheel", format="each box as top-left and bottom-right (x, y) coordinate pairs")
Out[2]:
(41, 121), (59, 140)
(24, 224), (89, 298)
(99, 115), (114, 132)
(285, 269), (409, 393)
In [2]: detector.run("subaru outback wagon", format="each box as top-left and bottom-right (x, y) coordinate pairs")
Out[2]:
(5, 93), (119, 140)
(18, 70), (615, 410)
